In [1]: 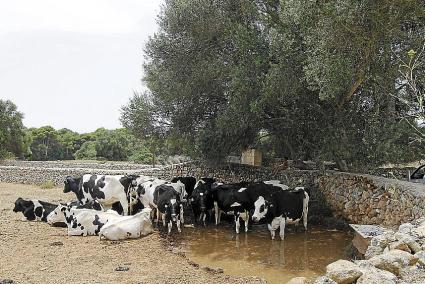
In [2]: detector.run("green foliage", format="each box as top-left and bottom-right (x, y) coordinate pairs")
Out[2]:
(0, 100), (29, 159)
(123, 0), (425, 168)
(74, 141), (97, 160)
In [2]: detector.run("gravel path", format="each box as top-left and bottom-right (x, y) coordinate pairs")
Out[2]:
(0, 183), (264, 284)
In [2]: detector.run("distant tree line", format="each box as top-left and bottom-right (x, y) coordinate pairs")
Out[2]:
(121, 0), (425, 170)
(0, 99), (183, 164)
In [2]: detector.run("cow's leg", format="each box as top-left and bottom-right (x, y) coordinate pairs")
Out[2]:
(168, 221), (172, 234)
(268, 223), (276, 240)
(280, 218), (286, 240)
(180, 204), (184, 224)
(177, 219), (181, 233)
(214, 201), (219, 225)
(162, 213), (166, 227)
(303, 201), (309, 231)
(202, 212), (207, 226)
(235, 212), (240, 234)
(120, 198), (128, 216)
(244, 210), (249, 233)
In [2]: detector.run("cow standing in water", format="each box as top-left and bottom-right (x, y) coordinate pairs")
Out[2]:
(251, 187), (309, 240)
(190, 178), (217, 226)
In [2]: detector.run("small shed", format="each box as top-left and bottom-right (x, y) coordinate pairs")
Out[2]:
(241, 148), (262, 166)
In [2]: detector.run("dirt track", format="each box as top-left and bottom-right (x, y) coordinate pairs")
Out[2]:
(0, 183), (264, 284)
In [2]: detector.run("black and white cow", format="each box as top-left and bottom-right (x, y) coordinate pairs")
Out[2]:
(171, 176), (196, 198)
(46, 200), (104, 226)
(13, 198), (58, 222)
(138, 178), (187, 209)
(153, 185), (183, 234)
(54, 204), (125, 236)
(190, 178), (217, 225)
(209, 182), (252, 234)
(251, 187), (309, 240)
(63, 174), (139, 215)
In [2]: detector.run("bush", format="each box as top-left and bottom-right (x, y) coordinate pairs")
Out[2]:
(75, 141), (97, 160)
(127, 148), (153, 164)
(40, 180), (55, 189)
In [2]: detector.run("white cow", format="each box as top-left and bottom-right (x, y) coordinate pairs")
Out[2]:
(99, 208), (153, 240)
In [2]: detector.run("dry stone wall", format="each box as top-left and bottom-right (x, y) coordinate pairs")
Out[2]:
(1, 160), (424, 227)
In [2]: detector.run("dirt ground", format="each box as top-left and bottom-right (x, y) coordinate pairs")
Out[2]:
(0, 183), (265, 284)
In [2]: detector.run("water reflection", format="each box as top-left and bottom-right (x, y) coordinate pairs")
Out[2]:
(182, 224), (351, 283)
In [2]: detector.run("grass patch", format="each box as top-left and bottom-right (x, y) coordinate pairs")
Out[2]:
(40, 180), (55, 189)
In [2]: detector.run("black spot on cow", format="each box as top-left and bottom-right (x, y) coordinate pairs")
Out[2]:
(89, 175), (106, 200)
(97, 176), (106, 188)
(34, 206), (43, 218)
(93, 215), (105, 235)
(80, 226), (84, 230)
(111, 202), (124, 215)
(126, 232), (131, 237)
(171, 176), (197, 197)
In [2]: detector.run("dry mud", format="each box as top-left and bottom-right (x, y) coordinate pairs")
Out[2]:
(0, 183), (264, 284)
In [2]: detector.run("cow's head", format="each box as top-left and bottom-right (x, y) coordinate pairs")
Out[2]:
(166, 197), (182, 223)
(252, 196), (270, 222)
(47, 203), (68, 225)
(64, 176), (79, 193)
(13, 197), (30, 212)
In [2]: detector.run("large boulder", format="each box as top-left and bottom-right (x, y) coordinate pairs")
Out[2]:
(355, 261), (397, 284)
(369, 249), (419, 275)
(326, 260), (363, 284)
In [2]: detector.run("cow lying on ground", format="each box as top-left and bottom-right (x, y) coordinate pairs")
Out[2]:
(99, 208), (153, 240)
(46, 200), (104, 226)
(154, 185), (183, 234)
(53, 204), (125, 236)
(13, 198), (58, 223)
(251, 187), (309, 240)
(63, 174), (139, 215)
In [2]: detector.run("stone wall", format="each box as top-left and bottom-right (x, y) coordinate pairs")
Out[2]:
(1, 160), (424, 227)
(317, 172), (425, 227)
(168, 161), (425, 227)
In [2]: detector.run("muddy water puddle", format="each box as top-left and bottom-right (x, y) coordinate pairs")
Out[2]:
(180, 224), (352, 283)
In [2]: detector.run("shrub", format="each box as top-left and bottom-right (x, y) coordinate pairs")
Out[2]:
(40, 180), (55, 189)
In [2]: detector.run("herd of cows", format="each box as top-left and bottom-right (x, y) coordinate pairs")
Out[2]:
(13, 174), (310, 241)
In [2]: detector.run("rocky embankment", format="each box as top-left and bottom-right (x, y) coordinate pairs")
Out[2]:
(306, 218), (425, 284)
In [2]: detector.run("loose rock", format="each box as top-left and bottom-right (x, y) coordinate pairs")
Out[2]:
(369, 249), (418, 275)
(314, 276), (337, 284)
(326, 260), (363, 284)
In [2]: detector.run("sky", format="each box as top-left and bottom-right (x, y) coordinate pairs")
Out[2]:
(0, 0), (163, 133)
